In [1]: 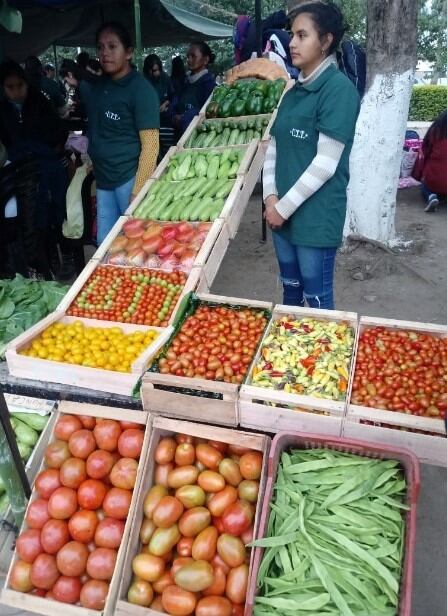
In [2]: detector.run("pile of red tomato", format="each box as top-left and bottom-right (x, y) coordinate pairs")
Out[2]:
(9, 413), (145, 608)
(66, 266), (186, 327)
(127, 433), (263, 615)
(351, 326), (447, 418)
(158, 304), (269, 384)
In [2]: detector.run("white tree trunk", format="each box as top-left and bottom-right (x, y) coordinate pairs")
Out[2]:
(345, 69), (414, 242)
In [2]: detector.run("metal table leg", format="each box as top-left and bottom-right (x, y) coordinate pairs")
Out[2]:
(0, 392), (30, 499)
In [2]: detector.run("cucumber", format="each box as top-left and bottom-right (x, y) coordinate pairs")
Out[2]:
(204, 178), (228, 198)
(216, 180), (235, 199)
(13, 417), (39, 446)
(203, 131), (217, 148)
(192, 196), (214, 221)
(228, 128), (239, 146)
(170, 199), (189, 221)
(196, 179), (216, 199)
(246, 129), (254, 141)
(184, 177), (208, 198)
(151, 194), (174, 219)
(182, 197), (201, 220)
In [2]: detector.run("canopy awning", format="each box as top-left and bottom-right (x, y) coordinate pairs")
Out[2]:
(1, 0), (234, 61)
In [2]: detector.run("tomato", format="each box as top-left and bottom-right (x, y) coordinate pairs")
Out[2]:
(192, 526), (218, 561)
(41, 519), (70, 554)
(76, 415), (96, 429)
(118, 428), (144, 458)
(144, 485), (168, 518)
(227, 445), (251, 457)
(86, 547), (117, 581)
(177, 536), (194, 557)
(59, 457), (87, 489)
(174, 559), (214, 592)
(208, 487), (238, 518)
(16, 529), (43, 564)
(132, 552), (165, 582)
(196, 596), (232, 616)
(153, 570), (174, 594)
(176, 433), (195, 445)
(80, 579), (109, 609)
(196, 444), (223, 470)
(68, 510), (99, 543)
(218, 459), (242, 487)
(211, 554), (230, 575)
(231, 603), (244, 616)
(216, 535), (246, 568)
(153, 496), (184, 528)
(225, 563), (248, 604)
(171, 557), (194, 577)
(30, 553), (60, 589)
(110, 458), (138, 489)
(238, 480), (259, 503)
(198, 471), (226, 493)
(56, 541), (89, 576)
(93, 419), (122, 451)
(168, 465), (200, 489)
(86, 450), (115, 480)
(10, 560), (33, 592)
(149, 524), (181, 556)
(95, 517), (125, 548)
(175, 485), (206, 509)
(127, 578), (154, 606)
(54, 415), (83, 441)
(162, 585), (197, 615)
(203, 566), (227, 597)
(155, 462), (175, 487)
(44, 440), (71, 469)
(77, 479), (108, 510)
(239, 452), (262, 480)
(140, 517), (156, 544)
(103, 487), (132, 519)
(48, 487), (78, 520)
(222, 501), (254, 537)
(175, 443), (196, 466)
(155, 437), (177, 464)
(68, 429), (97, 459)
(35, 469), (61, 499)
(207, 440), (228, 455)
(151, 595), (165, 611)
(241, 526), (253, 546)
(52, 575), (82, 604)
(178, 507), (211, 537)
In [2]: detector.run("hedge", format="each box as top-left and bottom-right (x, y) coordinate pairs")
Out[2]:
(408, 85), (447, 121)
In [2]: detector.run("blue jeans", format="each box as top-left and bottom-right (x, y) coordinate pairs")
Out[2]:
(96, 176), (135, 244)
(272, 232), (337, 309)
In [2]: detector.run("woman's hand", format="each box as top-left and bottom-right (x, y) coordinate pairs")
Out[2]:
(64, 72), (79, 88)
(264, 195), (285, 229)
(160, 100), (170, 112)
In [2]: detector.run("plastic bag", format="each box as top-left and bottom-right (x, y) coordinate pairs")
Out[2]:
(62, 163), (88, 239)
(400, 148), (418, 178)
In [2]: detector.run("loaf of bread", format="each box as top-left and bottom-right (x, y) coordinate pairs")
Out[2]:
(225, 58), (288, 84)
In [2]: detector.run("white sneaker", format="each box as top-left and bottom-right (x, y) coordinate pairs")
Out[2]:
(425, 195), (439, 212)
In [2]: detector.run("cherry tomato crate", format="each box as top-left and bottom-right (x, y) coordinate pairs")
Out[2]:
(0, 401), (152, 616)
(239, 306), (359, 437)
(343, 316), (447, 467)
(141, 293), (273, 427)
(5, 312), (173, 397)
(245, 431), (420, 616)
(114, 415), (271, 616)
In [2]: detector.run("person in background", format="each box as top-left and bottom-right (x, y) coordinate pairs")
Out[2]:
(24, 55), (65, 111)
(412, 110), (447, 212)
(86, 58), (103, 77)
(171, 42), (216, 134)
(170, 55), (186, 98)
(76, 51), (100, 84)
(66, 22), (160, 244)
(44, 62), (56, 80)
(263, 2), (360, 310)
(144, 54), (174, 115)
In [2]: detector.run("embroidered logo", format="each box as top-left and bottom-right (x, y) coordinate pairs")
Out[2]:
(105, 110), (121, 121)
(290, 128), (308, 140)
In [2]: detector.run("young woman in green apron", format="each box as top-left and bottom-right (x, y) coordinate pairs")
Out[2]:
(263, 2), (360, 309)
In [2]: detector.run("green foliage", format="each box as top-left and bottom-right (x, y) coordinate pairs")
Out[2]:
(408, 85), (447, 121)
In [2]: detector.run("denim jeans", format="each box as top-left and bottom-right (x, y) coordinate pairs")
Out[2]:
(96, 176), (135, 244)
(272, 231), (337, 309)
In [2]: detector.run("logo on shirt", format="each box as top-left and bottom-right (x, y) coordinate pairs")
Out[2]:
(105, 110), (121, 121)
(290, 128), (309, 140)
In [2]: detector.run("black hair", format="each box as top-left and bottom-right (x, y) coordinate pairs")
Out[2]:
(24, 55), (43, 89)
(189, 41), (215, 65)
(77, 51), (90, 68)
(143, 54), (163, 79)
(95, 21), (133, 49)
(288, 1), (345, 55)
(0, 59), (28, 86)
(423, 110), (447, 158)
(87, 58), (102, 73)
(171, 55), (186, 80)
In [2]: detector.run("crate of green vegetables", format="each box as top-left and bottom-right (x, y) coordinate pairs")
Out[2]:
(239, 305), (358, 436)
(178, 114), (274, 149)
(246, 431), (420, 616)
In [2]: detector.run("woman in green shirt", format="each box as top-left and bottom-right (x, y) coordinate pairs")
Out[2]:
(263, 2), (360, 309)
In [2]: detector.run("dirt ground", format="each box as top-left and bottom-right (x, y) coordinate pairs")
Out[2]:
(1, 186), (446, 615)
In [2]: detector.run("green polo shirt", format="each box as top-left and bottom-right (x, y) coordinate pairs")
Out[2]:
(271, 64), (360, 247)
(81, 70), (159, 189)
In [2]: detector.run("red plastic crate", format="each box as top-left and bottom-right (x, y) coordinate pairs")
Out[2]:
(245, 432), (420, 616)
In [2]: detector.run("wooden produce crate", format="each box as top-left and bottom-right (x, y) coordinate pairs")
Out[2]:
(5, 313), (172, 397)
(177, 114), (274, 149)
(114, 415), (271, 616)
(343, 316), (447, 466)
(239, 306), (359, 437)
(0, 401), (151, 616)
(141, 293), (273, 427)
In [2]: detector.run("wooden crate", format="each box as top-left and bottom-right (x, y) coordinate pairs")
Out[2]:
(114, 415), (271, 616)
(6, 313), (173, 397)
(141, 293), (273, 427)
(0, 401), (151, 616)
(125, 178), (158, 217)
(343, 315), (447, 466)
(150, 146), (178, 180)
(239, 306), (359, 436)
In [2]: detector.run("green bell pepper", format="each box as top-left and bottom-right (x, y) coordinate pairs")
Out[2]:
(231, 99), (247, 116)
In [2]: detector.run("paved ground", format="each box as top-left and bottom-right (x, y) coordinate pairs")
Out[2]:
(1, 185), (446, 615)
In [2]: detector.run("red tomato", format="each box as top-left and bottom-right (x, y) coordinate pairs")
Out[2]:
(68, 429), (97, 459)
(196, 596), (232, 616)
(175, 443), (196, 466)
(52, 575), (82, 604)
(177, 536), (194, 557)
(41, 519), (70, 554)
(218, 459), (242, 487)
(161, 585), (197, 615)
(35, 469), (61, 499)
(208, 487), (238, 518)
(153, 496), (184, 528)
(153, 570), (174, 594)
(196, 444), (223, 470)
(103, 487), (132, 519)
(221, 501), (254, 536)
(48, 486), (78, 520)
(86, 547), (117, 581)
(168, 465), (199, 489)
(56, 541), (89, 576)
(54, 415), (83, 441)
(192, 525), (218, 561)
(155, 463), (174, 488)
(25, 498), (50, 530)
(143, 485), (168, 519)
(86, 450), (115, 480)
(203, 566), (227, 597)
(216, 535), (246, 568)
(178, 507), (211, 537)
(16, 528), (43, 563)
(10, 560), (33, 592)
(211, 554), (230, 575)
(231, 603), (244, 616)
(198, 471), (226, 493)
(239, 452), (262, 480)
(207, 440), (228, 455)
(132, 553), (165, 583)
(44, 440), (71, 469)
(118, 429), (144, 459)
(68, 510), (99, 543)
(60, 457), (87, 489)
(80, 579), (109, 609)
(110, 457), (138, 489)
(77, 479), (108, 510)
(30, 553), (60, 590)
(155, 437), (177, 464)
(93, 420), (122, 452)
(94, 518), (125, 548)
(78, 415), (96, 430)
(225, 563), (248, 604)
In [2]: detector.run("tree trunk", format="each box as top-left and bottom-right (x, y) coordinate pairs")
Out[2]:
(345, 0), (418, 243)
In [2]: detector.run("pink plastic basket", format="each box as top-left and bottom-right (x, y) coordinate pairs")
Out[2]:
(245, 432), (420, 616)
